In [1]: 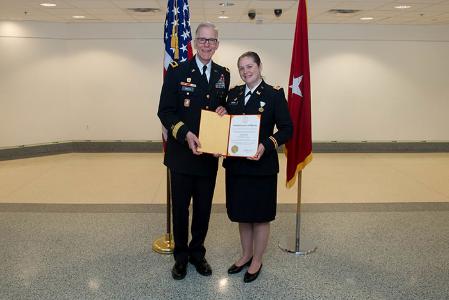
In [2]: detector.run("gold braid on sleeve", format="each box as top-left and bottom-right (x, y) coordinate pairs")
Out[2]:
(269, 136), (279, 148)
(172, 121), (185, 139)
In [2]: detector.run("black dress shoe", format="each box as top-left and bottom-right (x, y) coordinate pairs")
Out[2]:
(243, 264), (262, 283)
(171, 261), (187, 280)
(227, 257), (253, 274)
(189, 257), (212, 276)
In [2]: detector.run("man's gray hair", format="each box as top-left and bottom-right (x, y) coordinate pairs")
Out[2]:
(195, 22), (219, 37)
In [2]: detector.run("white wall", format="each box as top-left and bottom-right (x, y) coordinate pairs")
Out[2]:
(1, 21), (449, 148)
(0, 22), (70, 147)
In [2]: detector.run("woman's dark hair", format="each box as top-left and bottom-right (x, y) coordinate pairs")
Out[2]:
(237, 51), (261, 67)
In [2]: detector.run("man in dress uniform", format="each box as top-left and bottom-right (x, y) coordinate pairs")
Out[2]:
(157, 22), (230, 280)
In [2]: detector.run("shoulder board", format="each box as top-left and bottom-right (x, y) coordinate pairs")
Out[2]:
(274, 85), (282, 90)
(170, 61), (179, 68)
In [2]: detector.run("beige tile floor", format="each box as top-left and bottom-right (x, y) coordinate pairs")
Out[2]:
(1, 153), (448, 204)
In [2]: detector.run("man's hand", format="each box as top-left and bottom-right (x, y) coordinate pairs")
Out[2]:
(247, 144), (265, 161)
(215, 106), (227, 116)
(186, 131), (202, 155)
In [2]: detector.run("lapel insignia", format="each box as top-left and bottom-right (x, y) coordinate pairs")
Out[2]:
(256, 90), (261, 95)
(215, 74), (226, 89)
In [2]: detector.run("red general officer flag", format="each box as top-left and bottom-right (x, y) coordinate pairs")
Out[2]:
(285, 0), (313, 188)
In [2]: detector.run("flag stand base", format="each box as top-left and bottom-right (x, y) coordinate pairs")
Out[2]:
(278, 239), (317, 256)
(152, 234), (174, 254)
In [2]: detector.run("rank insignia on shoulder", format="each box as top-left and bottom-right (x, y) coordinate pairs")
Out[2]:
(274, 85), (281, 90)
(170, 61), (178, 68)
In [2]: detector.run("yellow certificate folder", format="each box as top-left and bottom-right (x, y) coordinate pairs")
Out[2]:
(197, 110), (230, 156)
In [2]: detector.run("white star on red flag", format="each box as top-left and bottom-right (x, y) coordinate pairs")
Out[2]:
(290, 75), (303, 97)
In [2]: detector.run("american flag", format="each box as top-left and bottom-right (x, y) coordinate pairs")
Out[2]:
(163, 0), (193, 72)
(161, 0), (193, 147)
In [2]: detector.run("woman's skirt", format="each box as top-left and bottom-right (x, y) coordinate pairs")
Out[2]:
(225, 172), (277, 223)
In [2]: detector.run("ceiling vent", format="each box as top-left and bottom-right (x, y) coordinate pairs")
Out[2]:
(127, 8), (161, 13)
(328, 9), (360, 14)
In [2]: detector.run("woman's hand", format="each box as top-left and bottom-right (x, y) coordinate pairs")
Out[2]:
(247, 144), (265, 161)
(215, 106), (227, 116)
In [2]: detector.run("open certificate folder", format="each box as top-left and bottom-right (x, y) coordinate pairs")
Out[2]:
(198, 109), (261, 157)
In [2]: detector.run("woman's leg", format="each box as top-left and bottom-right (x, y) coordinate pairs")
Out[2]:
(235, 222), (254, 266)
(248, 222), (270, 273)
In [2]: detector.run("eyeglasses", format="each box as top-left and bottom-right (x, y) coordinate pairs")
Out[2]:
(196, 37), (218, 45)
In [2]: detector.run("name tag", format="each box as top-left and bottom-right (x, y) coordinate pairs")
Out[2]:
(228, 98), (238, 106)
(181, 86), (194, 92)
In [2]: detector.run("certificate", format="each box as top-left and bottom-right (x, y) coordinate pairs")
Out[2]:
(198, 110), (260, 157)
(227, 115), (260, 157)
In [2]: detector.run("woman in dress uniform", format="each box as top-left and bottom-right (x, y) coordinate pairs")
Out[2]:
(223, 51), (293, 283)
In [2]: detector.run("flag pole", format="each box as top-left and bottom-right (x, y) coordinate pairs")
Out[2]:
(152, 168), (174, 254)
(279, 171), (317, 255)
(153, 0), (191, 255)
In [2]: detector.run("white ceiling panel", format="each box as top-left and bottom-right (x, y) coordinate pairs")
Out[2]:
(0, 0), (448, 24)
(69, 0), (117, 8)
(111, 0), (161, 9)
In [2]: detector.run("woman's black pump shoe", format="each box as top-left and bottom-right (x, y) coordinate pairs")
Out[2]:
(227, 257), (253, 274)
(243, 264), (262, 283)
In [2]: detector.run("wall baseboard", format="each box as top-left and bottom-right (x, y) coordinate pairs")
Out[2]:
(1, 141), (449, 161)
(1, 202), (448, 213)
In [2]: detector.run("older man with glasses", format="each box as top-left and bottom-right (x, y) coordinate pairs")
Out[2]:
(158, 22), (230, 280)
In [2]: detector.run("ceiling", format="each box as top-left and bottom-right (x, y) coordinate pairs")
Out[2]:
(0, 0), (449, 25)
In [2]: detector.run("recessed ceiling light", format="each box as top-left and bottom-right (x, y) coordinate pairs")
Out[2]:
(72, 15), (86, 19)
(395, 5), (411, 9)
(360, 17), (374, 21)
(40, 3), (56, 7)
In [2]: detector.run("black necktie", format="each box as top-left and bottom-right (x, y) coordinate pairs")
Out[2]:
(244, 91), (252, 105)
(202, 65), (208, 83)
